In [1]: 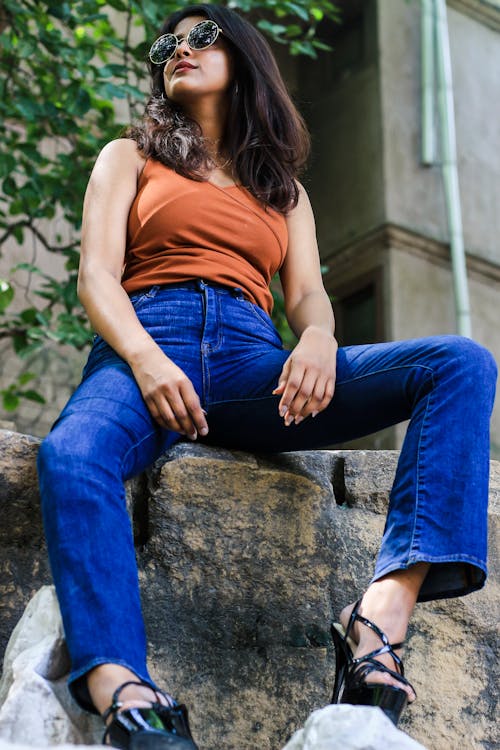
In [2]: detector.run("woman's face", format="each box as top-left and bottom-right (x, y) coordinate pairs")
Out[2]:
(163, 15), (233, 104)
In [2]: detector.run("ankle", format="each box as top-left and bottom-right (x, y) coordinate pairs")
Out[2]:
(87, 664), (161, 717)
(342, 564), (430, 645)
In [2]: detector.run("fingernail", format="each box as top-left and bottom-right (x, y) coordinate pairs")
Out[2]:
(295, 415), (304, 425)
(200, 427), (208, 436)
(189, 431), (198, 440)
(285, 415), (293, 426)
(202, 409), (208, 415)
(279, 405), (288, 417)
(311, 411), (318, 418)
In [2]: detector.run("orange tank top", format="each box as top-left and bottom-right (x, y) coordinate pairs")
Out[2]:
(122, 159), (288, 315)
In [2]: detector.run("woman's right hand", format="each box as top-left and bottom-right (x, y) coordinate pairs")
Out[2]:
(130, 346), (208, 440)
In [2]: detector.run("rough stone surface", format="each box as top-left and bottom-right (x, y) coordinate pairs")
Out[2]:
(0, 430), (51, 661)
(282, 704), (427, 750)
(0, 430), (498, 749)
(0, 588), (424, 750)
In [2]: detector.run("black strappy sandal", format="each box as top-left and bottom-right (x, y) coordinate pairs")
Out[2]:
(102, 680), (199, 749)
(330, 600), (416, 726)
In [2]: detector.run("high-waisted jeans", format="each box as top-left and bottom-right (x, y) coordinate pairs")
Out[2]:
(37, 281), (497, 712)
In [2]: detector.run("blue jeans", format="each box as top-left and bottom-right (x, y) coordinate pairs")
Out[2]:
(37, 281), (497, 712)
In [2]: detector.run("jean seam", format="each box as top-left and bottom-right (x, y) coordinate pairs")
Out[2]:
(409, 386), (434, 557)
(121, 427), (160, 475)
(335, 363), (435, 389)
(62, 398), (151, 429)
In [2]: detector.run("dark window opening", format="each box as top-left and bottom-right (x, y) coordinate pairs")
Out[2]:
(332, 270), (384, 346)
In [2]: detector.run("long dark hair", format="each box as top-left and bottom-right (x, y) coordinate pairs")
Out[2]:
(126, 4), (310, 212)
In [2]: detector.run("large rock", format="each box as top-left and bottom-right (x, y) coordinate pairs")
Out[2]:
(0, 430), (50, 660)
(0, 429), (498, 749)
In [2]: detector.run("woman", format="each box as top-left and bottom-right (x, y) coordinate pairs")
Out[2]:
(37, 4), (497, 749)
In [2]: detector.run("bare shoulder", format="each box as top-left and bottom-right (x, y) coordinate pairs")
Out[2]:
(286, 179), (314, 223)
(93, 138), (146, 179)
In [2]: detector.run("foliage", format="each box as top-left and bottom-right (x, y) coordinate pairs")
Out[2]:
(0, 0), (338, 412)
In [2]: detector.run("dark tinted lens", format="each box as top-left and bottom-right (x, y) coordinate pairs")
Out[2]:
(149, 34), (177, 64)
(188, 20), (219, 50)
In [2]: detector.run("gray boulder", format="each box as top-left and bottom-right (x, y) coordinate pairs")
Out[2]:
(282, 704), (427, 750)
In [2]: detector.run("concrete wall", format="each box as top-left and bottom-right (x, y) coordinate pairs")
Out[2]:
(378, 1), (500, 262)
(389, 244), (500, 456)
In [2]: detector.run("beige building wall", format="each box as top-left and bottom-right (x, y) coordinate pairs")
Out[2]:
(301, 0), (500, 456)
(378, 1), (500, 261)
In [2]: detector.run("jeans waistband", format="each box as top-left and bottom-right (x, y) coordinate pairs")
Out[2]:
(128, 280), (247, 300)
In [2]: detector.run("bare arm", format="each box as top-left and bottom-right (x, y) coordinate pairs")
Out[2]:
(274, 182), (338, 425)
(78, 139), (208, 439)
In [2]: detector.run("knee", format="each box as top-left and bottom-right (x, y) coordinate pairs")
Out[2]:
(37, 422), (82, 503)
(37, 413), (103, 482)
(440, 335), (497, 394)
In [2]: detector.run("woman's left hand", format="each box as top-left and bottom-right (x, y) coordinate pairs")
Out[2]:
(273, 327), (338, 426)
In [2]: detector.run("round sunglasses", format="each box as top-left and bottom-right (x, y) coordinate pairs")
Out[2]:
(149, 19), (223, 65)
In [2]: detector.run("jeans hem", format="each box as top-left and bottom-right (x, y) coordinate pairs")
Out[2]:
(371, 555), (487, 603)
(68, 658), (156, 715)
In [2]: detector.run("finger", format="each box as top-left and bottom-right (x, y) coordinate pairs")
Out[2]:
(179, 381), (209, 437)
(147, 395), (186, 433)
(309, 378), (336, 418)
(284, 372), (317, 425)
(164, 393), (200, 440)
(272, 360), (291, 405)
(279, 366), (306, 423)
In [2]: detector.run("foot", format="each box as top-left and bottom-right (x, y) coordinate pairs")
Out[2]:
(339, 600), (416, 703)
(87, 664), (173, 720)
(102, 681), (174, 727)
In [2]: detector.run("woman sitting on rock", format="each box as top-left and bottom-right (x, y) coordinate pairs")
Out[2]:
(37, 3), (497, 749)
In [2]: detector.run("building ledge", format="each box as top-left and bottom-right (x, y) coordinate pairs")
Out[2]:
(323, 223), (500, 289)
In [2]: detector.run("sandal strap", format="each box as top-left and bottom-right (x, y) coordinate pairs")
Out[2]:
(352, 641), (405, 675)
(350, 656), (415, 694)
(102, 679), (174, 723)
(344, 599), (406, 676)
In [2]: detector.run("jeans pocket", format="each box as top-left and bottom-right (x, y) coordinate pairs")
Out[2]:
(241, 299), (283, 344)
(128, 285), (161, 312)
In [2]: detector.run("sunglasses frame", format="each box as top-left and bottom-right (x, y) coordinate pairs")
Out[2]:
(149, 19), (223, 65)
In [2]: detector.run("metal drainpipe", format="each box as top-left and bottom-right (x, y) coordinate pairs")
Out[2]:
(421, 0), (472, 337)
(421, 0), (436, 165)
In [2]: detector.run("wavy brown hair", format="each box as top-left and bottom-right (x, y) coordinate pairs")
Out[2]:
(126, 4), (310, 213)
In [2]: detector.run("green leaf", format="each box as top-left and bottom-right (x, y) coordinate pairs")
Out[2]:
(18, 371), (35, 386)
(257, 20), (288, 37)
(2, 177), (17, 197)
(0, 280), (14, 312)
(2, 391), (20, 412)
(21, 389), (46, 404)
(312, 39), (333, 52)
(311, 8), (324, 21)
(12, 224), (25, 243)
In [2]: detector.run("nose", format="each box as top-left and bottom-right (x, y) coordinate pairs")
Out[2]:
(175, 38), (191, 57)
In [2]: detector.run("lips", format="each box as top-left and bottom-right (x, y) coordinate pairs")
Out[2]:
(174, 62), (196, 72)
